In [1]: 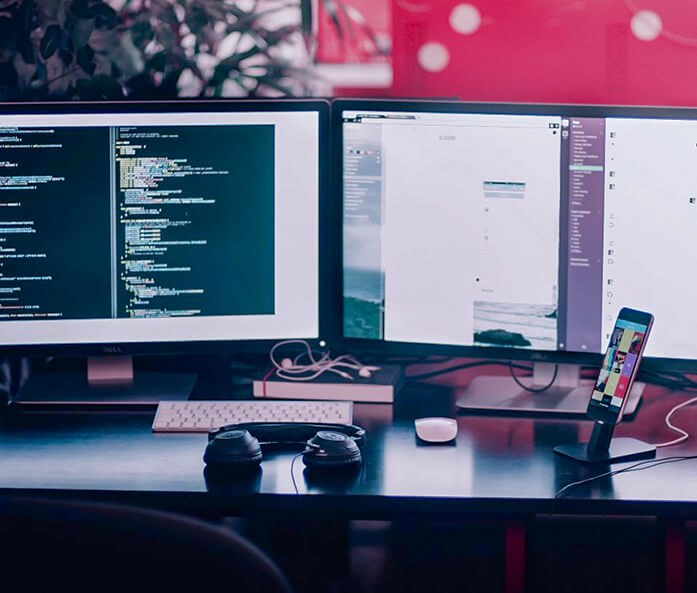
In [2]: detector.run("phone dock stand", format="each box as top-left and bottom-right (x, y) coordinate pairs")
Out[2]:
(554, 420), (656, 464)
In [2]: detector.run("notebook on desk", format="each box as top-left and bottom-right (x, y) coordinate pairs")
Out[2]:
(252, 364), (404, 403)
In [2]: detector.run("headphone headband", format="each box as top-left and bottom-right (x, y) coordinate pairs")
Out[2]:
(208, 422), (366, 447)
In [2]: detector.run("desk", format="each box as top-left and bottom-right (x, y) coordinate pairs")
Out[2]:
(1, 382), (697, 592)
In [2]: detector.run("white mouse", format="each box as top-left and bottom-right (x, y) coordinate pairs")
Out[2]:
(414, 417), (458, 443)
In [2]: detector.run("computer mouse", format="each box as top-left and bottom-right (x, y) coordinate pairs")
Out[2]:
(414, 417), (458, 443)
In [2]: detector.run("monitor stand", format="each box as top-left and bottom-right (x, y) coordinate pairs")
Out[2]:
(455, 362), (644, 417)
(554, 420), (656, 463)
(12, 356), (196, 407)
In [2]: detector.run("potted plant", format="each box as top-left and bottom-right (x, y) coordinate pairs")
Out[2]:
(0, 0), (384, 100)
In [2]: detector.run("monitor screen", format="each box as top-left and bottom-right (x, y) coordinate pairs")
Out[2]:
(0, 102), (322, 349)
(339, 103), (697, 363)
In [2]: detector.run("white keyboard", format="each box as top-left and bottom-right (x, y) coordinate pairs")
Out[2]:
(152, 400), (354, 433)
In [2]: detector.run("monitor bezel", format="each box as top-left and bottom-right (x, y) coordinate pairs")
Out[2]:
(0, 98), (330, 357)
(331, 98), (697, 372)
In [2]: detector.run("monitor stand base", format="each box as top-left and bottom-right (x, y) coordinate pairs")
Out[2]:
(554, 421), (656, 463)
(12, 356), (196, 407)
(554, 438), (656, 464)
(455, 363), (644, 417)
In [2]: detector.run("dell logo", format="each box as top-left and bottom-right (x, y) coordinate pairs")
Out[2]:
(102, 346), (122, 354)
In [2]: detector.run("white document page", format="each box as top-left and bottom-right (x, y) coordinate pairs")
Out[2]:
(380, 114), (561, 347)
(602, 117), (697, 359)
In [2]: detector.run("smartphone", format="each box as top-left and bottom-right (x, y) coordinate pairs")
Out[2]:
(587, 307), (654, 425)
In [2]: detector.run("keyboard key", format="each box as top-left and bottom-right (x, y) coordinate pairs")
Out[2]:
(152, 400), (354, 432)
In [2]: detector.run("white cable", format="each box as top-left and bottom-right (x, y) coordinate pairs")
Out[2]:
(269, 339), (380, 382)
(651, 395), (697, 448)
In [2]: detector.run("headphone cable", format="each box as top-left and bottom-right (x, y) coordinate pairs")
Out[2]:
(290, 450), (308, 495)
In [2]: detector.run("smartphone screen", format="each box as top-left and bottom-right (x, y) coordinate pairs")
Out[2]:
(587, 308), (654, 424)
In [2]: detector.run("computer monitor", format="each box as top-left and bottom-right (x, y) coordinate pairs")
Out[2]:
(0, 99), (328, 403)
(334, 99), (697, 413)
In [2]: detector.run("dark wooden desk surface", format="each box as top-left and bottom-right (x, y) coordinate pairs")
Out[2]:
(1, 381), (697, 519)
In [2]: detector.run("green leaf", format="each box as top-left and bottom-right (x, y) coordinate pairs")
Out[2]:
(227, 3), (297, 34)
(147, 51), (166, 72)
(73, 77), (99, 100)
(129, 20), (154, 49)
(76, 44), (95, 74)
(92, 73), (123, 98)
(202, 2), (225, 21)
(17, 0), (34, 36)
(40, 24), (61, 59)
(263, 25), (300, 46)
(159, 69), (181, 96)
(0, 61), (17, 85)
(35, 0), (57, 19)
(186, 5), (207, 32)
(159, 3), (178, 25)
(209, 62), (231, 86)
(339, 3), (387, 55)
(71, 17), (94, 48)
(336, 2), (355, 39)
(93, 2), (117, 29)
(18, 38), (35, 64)
(30, 60), (46, 83)
(55, 0), (67, 27)
(124, 71), (154, 98)
(74, 78), (92, 89)
(320, 0), (342, 40)
(224, 45), (263, 68)
(156, 27), (175, 49)
(70, 0), (93, 20)
(0, 17), (16, 50)
(58, 47), (72, 65)
(59, 28), (74, 65)
(300, 0), (312, 40)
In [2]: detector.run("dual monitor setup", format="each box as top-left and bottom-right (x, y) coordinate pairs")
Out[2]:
(1, 99), (695, 433)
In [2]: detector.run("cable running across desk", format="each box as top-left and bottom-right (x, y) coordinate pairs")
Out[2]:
(554, 454), (697, 501)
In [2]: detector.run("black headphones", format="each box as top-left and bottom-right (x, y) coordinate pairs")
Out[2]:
(204, 422), (366, 470)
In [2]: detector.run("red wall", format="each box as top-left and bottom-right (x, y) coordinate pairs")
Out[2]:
(386, 0), (697, 106)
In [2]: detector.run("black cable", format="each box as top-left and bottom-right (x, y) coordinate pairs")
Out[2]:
(290, 451), (306, 495)
(364, 355), (453, 366)
(652, 370), (697, 389)
(554, 454), (697, 501)
(508, 362), (559, 393)
(400, 355), (455, 366)
(406, 360), (533, 382)
(547, 455), (697, 555)
(636, 369), (697, 392)
(401, 355), (697, 393)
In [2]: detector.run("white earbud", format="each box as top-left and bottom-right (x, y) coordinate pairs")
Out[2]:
(269, 340), (381, 382)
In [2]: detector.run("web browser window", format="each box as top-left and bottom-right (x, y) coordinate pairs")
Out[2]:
(342, 107), (697, 361)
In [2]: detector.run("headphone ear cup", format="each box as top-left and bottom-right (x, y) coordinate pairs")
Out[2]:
(303, 431), (362, 470)
(203, 429), (263, 468)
